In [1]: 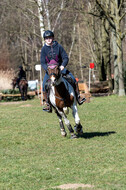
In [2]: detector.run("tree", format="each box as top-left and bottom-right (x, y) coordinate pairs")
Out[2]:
(95, 0), (126, 96)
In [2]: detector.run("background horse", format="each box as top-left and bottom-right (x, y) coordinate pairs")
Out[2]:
(12, 77), (28, 101)
(47, 63), (83, 139)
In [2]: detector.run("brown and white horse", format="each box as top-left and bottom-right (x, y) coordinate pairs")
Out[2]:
(47, 63), (83, 139)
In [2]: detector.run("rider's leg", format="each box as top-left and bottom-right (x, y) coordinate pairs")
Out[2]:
(67, 71), (86, 105)
(16, 78), (20, 88)
(74, 81), (86, 105)
(42, 73), (52, 113)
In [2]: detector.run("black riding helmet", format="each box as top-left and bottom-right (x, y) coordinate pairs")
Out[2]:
(19, 66), (23, 69)
(43, 30), (54, 39)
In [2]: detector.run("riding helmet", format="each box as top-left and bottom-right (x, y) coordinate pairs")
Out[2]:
(19, 66), (23, 69)
(43, 30), (54, 39)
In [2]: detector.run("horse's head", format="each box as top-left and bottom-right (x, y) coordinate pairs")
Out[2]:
(47, 60), (60, 86)
(11, 77), (17, 89)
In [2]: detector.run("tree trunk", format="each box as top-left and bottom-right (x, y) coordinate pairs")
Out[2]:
(78, 24), (84, 80)
(37, 0), (45, 45)
(116, 29), (125, 96)
(112, 30), (118, 94)
(92, 16), (102, 81)
(102, 17), (113, 92)
(115, 2), (125, 96)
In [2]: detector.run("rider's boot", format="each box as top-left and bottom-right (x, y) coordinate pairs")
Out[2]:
(75, 82), (86, 105)
(43, 92), (52, 113)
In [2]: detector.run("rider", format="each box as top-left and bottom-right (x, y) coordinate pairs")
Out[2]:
(41, 30), (86, 112)
(16, 66), (26, 87)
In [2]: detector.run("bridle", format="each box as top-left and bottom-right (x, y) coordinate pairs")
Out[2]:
(48, 65), (61, 80)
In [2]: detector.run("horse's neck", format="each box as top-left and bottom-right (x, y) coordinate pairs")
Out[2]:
(50, 77), (66, 96)
(56, 77), (74, 98)
(55, 76), (62, 85)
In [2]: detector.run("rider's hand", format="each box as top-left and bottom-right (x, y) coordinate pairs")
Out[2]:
(60, 65), (64, 71)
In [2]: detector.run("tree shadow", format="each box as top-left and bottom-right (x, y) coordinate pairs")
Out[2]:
(78, 131), (116, 139)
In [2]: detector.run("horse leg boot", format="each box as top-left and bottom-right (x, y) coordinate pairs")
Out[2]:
(43, 92), (52, 113)
(59, 120), (67, 137)
(74, 82), (86, 105)
(74, 123), (83, 135)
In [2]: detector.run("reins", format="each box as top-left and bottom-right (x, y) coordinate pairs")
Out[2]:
(53, 93), (64, 101)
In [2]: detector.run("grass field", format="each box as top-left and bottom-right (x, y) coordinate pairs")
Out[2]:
(0, 95), (126, 190)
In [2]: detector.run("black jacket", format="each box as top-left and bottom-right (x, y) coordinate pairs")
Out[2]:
(18, 69), (26, 79)
(40, 41), (69, 72)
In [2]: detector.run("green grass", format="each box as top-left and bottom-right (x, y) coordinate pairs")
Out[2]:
(0, 95), (126, 190)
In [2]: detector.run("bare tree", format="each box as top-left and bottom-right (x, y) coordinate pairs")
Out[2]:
(95, 0), (126, 96)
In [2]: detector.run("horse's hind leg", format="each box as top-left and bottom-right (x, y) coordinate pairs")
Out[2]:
(74, 123), (83, 135)
(24, 89), (27, 100)
(21, 89), (25, 101)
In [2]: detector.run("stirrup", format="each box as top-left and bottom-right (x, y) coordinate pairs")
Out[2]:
(77, 96), (86, 105)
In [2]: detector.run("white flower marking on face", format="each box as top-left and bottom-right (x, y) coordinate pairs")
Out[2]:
(50, 75), (56, 86)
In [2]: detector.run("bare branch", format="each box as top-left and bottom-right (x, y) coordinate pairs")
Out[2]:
(110, 0), (116, 7)
(118, 0), (124, 13)
(122, 30), (126, 39)
(88, 12), (101, 18)
(96, 0), (116, 30)
(52, 0), (64, 32)
(68, 14), (78, 60)
(26, 8), (39, 19)
(119, 11), (126, 21)
(42, 0), (51, 30)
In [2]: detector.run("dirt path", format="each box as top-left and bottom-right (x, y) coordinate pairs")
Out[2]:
(52, 183), (94, 190)
(0, 101), (23, 105)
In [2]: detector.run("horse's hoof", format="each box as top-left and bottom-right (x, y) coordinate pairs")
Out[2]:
(61, 129), (67, 137)
(78, 128), (84, 135)
(74, 126), (83, 135)
(70, 133), (77, 139)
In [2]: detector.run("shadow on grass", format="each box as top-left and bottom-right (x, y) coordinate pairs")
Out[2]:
(79, 131), (116, 139)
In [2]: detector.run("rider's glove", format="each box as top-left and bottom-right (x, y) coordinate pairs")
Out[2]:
(60, 65), (64, 71)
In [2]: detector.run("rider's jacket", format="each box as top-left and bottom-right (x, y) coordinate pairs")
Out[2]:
(40, 41), (69, 72)
(18, 69), (26, 80)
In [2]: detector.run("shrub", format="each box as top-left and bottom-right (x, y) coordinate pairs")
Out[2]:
(0, 69), (15, 91)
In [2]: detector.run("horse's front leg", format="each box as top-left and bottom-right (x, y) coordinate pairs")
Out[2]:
(71, 104), (83, 135)
(56, 112), (67, 137)
(61, 112), (77, 139)
(59, 119), (67, 137)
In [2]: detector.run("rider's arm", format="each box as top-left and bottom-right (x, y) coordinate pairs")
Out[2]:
(59, 44), (69, 68)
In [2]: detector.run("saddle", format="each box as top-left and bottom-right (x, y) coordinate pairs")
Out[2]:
(45, 74), (75, 93)
(62, 74), (75, 89)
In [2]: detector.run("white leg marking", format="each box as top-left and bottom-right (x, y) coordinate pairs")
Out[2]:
(71, 103), (80, 125)
(57, 109), (70, 126)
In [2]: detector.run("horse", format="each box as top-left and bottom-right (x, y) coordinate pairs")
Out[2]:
(12, 77), (28, 101)
(46, 62), (83, 139)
